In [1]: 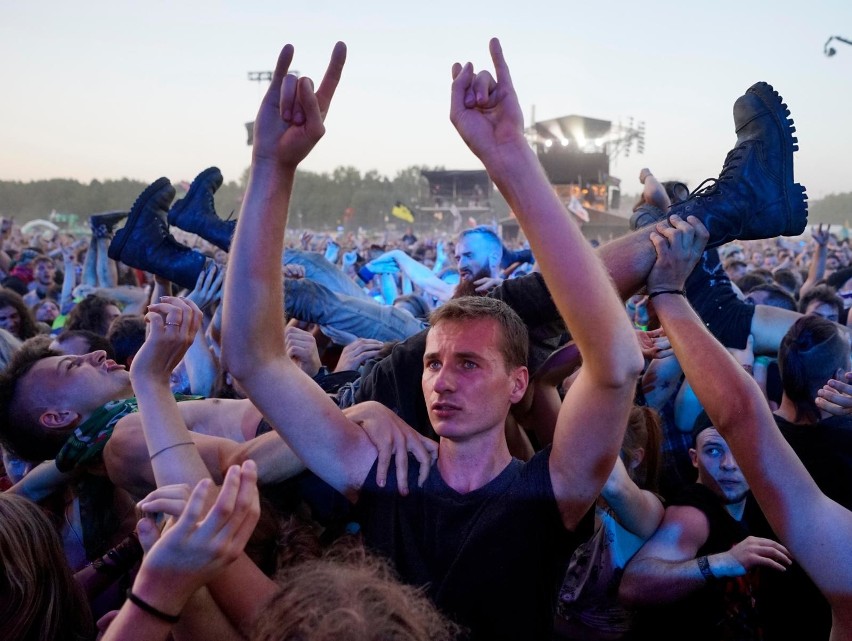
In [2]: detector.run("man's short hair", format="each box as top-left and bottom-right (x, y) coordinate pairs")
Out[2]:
(773, 268), (800, 296)
(459, 225), (503, 254)
(429, 296), (528, 371)
(745, 284), (798, 311)
(106, 315), (146, 366)
(798, 284), (842, 318)
(779, 315), (851, 423)
(54, 329), (115, 359)
(0, 336), (68, 461)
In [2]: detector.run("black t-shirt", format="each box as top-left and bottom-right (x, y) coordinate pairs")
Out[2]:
(632, 484), (763, 641)
(356, 447), (592, 641)
(774, 413), (852, 510)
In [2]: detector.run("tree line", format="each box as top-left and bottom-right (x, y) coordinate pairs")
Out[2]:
(0, 165), (511, 233)
(0, 169), (847, 232)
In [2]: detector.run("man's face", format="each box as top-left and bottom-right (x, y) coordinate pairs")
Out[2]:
(0, 305), (22, 336)
(422, 318), (526, 442)
(27, 351), (132, 419)
(690, 428), (749, 505)
(35, 299), (60, 323)
(454, 234), (496, 282)
(805, 300), (840, 324)
(34, 260), (55, 287)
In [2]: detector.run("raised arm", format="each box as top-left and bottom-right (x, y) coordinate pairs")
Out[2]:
(648, 215), (852, 618)
(220, 43), (378, 499)
(368, 249), (455, 301)
(449, 39), (643, 529)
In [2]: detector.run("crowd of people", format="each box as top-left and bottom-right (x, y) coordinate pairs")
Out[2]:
(1, 38), (851, 641)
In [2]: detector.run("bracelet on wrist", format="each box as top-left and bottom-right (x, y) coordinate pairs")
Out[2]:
(149, 441), (195, 461)
(648, 289), (686, 300)
(127, 590), (181, 624)
(697, 555), (716, 582)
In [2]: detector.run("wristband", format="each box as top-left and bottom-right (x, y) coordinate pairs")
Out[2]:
(149, 441), (195, 460)
(697, 555), (716, 582)
(127, 590), (181, 624)
(648, 289), (686, 300)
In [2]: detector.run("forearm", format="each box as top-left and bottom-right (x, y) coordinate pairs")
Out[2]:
(800, 244), (826, 295)
(222, 162), (293, 378)
(379, 273), (398, 305)
(602, 482), (664, 539)
(206, 554), (279, 634)
(8, 460), (71, 501)
(620, 556), (711, 605)
(487, 144), (642, 381)
(133, 379), (211, 487)
(60, 261), (76, 313)
(392, 251), (454, 301)
(641, 173), (671, 212)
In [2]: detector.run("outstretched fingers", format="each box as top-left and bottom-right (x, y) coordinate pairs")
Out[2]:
(315, 41), (347, 115)
(489, 37), (514, 89)
(267, 44), (295, 116)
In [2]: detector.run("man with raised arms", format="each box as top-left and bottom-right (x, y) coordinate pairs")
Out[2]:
(221, 39), (643, 640)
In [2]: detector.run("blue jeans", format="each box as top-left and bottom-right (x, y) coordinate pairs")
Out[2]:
(284, 278), (427, 345)
(283, 249), (370, 301)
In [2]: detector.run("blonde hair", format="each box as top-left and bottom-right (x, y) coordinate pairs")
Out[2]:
(0, 493), (93, 640)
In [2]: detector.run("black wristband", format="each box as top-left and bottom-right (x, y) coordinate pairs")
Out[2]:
(648, 289), (686, 300)
(127, 590), (181, 624)
(697, 555), (716, 582)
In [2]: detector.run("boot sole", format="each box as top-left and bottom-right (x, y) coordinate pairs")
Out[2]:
(108, 177), (173, 262)
(167, 166), (223, 230)
(745, 82), (808, 236)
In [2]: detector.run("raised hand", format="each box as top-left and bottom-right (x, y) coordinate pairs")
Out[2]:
(709, 536), (792, 577)
(811, 224), (829, 248)
(130, 296), (203, 387)
(449, 38), (526, 166)
(335, 337), (384, 372)
(251, 42), (347, 170)
(131, 462), (260, 609)
(186, 262), (224, 311)
(284, 321), (322, 377)
(815, 371), (852, 416)
(647, 214), (709, 293)
(343, 401), (439, 495)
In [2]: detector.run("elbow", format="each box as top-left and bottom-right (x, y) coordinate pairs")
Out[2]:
(618, 571), (643, 607)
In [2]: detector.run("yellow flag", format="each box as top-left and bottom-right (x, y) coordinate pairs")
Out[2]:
(391, 203), (414, 223)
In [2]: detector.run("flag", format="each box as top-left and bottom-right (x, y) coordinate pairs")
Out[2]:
(391, 202), (414, 223)
(567, 195), (589, 222)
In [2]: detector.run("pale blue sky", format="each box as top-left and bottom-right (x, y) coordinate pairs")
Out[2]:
(1, 0), (850, 200)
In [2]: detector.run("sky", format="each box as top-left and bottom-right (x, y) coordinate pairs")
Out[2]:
(2, 0), (851, 201)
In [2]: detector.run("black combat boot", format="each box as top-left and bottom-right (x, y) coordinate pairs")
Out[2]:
(167, 166), (235, 252)
(668, 82), (807, 248)
(108, 178), (207, 290)
(90, 211), (128, 239)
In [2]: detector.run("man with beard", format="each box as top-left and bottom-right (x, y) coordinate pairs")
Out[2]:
(365, 224), (508, 303)
(620, 415), (791, 641)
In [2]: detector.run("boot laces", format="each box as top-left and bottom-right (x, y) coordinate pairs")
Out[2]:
(681, 144), (749, 203)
